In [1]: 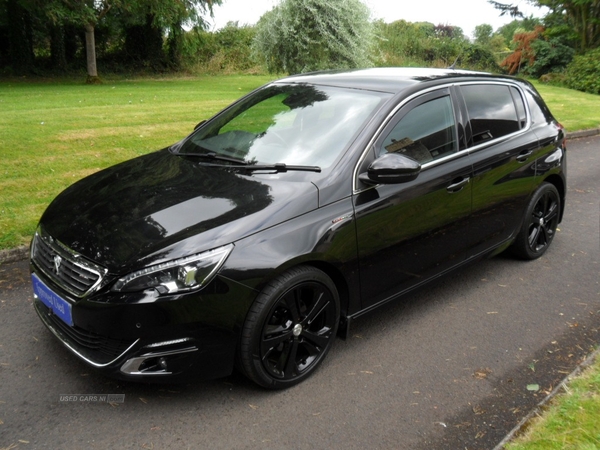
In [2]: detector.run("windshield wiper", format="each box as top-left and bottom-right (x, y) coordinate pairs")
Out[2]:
(227, 163), (321, 173)
(172, 150), (248, 165)
(172, 149), (321, 173)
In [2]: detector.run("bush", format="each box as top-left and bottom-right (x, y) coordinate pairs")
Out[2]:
(374, 20), (499, 72)
(373, 20), (432, 66)
(526, 37), (574, 78)
(564, 48), (600, 94)
(181, 23), (261, 74)
(461, 45), (501, 72)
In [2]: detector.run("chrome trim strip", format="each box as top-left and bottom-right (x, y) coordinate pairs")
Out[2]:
(146, 338), (192, 348)
(34, 298), (140, 368)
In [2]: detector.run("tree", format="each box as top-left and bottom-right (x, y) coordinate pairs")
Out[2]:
(74, 0), (222, 81)
(0, 0), (221, 78)
(120, 0), (222, 70)
(84, 1), (112, 82)
(489, 0), (600, 51)
(474, 23), (494, 46)
(501, 25), (543, 73)
(254, 0), (374, 74)
(0, 0), (118, 79)
(497, 17), (542, 45)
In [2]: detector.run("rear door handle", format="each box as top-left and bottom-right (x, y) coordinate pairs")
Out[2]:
(447, 177), (470, 193)
(517, 150), (534, 162)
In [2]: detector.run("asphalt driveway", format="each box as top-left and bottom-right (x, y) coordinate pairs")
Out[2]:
(1, 135), (598, 450)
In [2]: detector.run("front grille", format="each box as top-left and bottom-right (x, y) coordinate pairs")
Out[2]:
(35, 300), (136, 365)
(31, 228), (106, 298)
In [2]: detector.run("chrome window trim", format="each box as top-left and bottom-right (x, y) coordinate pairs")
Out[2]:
(352, 80), (531, 194)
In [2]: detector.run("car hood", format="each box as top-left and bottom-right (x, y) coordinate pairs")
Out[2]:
(40, 149), (319, 272)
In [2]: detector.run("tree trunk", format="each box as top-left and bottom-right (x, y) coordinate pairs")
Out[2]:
(85, 23), (101, 83)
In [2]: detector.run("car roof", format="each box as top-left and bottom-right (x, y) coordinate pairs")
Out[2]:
(275, 67), (512, 94)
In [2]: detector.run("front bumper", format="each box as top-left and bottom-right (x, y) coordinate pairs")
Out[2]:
(34, 297), (236, 382)
(31, 266), (258, 382)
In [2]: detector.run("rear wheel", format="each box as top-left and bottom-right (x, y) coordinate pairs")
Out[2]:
(512, 182), (560, 260)
(239, 266), (340, 389)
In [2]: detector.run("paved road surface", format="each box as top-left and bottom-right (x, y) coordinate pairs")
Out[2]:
(1, 135), (598, 449)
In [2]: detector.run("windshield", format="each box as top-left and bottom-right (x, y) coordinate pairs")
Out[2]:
(178, 84), (391, 169)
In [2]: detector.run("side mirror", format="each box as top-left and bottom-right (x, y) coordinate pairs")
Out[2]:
(359, 153), (421, 185)
(194, 120), (207, 130)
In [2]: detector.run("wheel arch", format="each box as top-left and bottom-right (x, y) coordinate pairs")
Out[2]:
(254, 258), (353, 338)
(543, 174), (566, 222)
(304, 260), (351, 320)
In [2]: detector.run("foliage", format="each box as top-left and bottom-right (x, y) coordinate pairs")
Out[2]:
(538, 0), (600, 50)
(500, 19), (575, 77)
(253, 0), (374, 74)
(373, 20), (432, 66)
(501, 26), (544, 74)
(182, 22), (260, 73)
(489, 0), (600, 51)
(564, 47), (600, 94)
(374, 20), (500, 72)
(0, 0), (222, 75)
(461, 44), (502, 71)
(474, 23), (494, 46)
(0, 0), (595, 90)
(527, 35), (574, 77)
(497, 17), (542, 44)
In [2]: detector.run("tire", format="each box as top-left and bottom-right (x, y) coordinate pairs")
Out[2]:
(239, 266), (340, 389)
(512, 182), (560, 260)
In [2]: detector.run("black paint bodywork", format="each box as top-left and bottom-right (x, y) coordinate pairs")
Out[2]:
(30, 68), (567, 382)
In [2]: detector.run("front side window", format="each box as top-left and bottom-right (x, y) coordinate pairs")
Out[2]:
(179, 84), (391, 169)
(461, 84), (521, 145)
(379, 95), (457, 164)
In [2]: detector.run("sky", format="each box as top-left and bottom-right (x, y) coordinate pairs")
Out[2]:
(206, 0), (547, 39)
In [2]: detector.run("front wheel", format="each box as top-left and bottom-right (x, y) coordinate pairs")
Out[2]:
(239, 266), (340, 389)
(512, 182), (561, 260)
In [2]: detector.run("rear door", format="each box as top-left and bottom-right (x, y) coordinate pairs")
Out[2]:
(457, 83), (540, 258)
(353, 88), (473, 310)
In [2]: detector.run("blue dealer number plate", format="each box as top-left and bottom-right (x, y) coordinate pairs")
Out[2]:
(32, 273), (74, 327)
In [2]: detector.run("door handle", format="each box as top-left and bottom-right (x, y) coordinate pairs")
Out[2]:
(447, 177), (470, 193)
(517, 150), (534, 162)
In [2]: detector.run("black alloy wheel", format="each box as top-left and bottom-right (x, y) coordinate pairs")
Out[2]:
(239, 266), (340, 389)
(512, 182), (561, 260)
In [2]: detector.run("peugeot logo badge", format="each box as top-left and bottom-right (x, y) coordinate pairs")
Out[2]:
(53, 255), (62, 274)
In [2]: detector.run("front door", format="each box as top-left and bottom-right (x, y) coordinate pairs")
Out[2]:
(354, 90), (473, 310)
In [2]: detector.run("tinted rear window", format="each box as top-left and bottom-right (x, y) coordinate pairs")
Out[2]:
(461, 84), (520, 146)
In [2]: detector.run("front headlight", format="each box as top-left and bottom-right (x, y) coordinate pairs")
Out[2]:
(112, 244), (234, 294)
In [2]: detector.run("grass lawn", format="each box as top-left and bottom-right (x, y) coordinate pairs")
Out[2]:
(0, 75), (274, 249)
(533, 81), (600, 131)
(0, 76), (598, 251)
(0, 74), (599, 447)
(506, 354), (600, 450)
